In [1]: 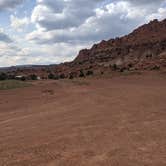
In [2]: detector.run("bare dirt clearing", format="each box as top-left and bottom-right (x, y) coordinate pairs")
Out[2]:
(0, 72), (166, 166)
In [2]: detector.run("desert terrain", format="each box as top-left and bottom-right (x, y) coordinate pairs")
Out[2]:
(0, 72), (166, 166)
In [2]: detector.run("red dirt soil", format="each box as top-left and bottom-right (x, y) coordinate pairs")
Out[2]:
(0, 72), (166, 166)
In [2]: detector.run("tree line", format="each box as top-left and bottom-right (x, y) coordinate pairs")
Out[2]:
(0, 69), (94, 81)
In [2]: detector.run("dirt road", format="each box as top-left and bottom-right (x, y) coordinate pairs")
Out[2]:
(0, 73), (166, 166)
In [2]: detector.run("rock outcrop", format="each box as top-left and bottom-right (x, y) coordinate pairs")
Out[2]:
(73, 19), (166, 71)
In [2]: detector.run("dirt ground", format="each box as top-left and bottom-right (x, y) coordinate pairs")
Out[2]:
(0, 72), (166, 166)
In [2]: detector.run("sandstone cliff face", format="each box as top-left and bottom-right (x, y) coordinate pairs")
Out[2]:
(73, 19), (166, 71)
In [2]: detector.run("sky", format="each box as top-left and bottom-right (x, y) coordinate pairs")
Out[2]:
(0, 0), (166, 67)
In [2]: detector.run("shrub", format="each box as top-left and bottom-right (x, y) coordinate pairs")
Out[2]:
(112, 64), (118, 71)
(119, 67), (127, 72)
(21, 76), (26, 81)
(151, 65), (160, 70)
(120, 68), (124, 72)
(86, 70), (93, 76)
(0, 73), (8, 80)
(8, 75), (15, 80)
(59, 73), (65, 79)
(101, 71), (104, 75)
(79, 70), (85, 77)
(30, 74), (37, 80)
(128, 63), (133, 68)
(54, 75), (59, 80)
(48, 73), (55, 79)
(79, 62), (83, 65)
(69, 73), (74, 79)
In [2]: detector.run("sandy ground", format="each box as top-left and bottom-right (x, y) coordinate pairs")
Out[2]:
(0, 72), (166, 166)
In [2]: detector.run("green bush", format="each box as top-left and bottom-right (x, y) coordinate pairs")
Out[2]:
(151, 65), (160, 70)
(8, 75), (15, 80)
(112, 64), (118, 71)
(59, 73), (65, 79)
(128, 63), (133, 68)
(21, 76), (26, 81)
(48, 73), (55, 79)
(79, 70), (85, 77)
(54, 75), (59, 80)
(119, 67), (127, 72)
(69, 74), (74, 79)
(0, 73), (8, 80)
(86, 70), (93, 76)
(101, 71), (104, 75)
(30, 74), (37, 80)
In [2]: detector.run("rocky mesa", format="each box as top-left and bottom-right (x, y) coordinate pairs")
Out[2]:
(73, 19), (166, 72)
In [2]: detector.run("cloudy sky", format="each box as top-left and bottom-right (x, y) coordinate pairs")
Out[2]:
(0, 0), (166, 67)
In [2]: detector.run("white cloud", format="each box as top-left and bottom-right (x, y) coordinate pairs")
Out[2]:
(0, 0), (23, 10)
(31, 0), (100, 31)
(26, 1), (140, 44)
(0, 32), (91, 67)
(0, 32), (12, 43)
(0, 42), (20, 67)
(27, 0), (166, 45)
(10, 15), (29, 31)
(146, 7), (166, 21)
